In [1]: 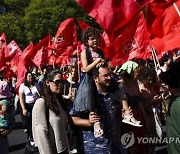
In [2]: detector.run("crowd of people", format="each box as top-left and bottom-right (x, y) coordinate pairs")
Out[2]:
(0, 27), (180, 154)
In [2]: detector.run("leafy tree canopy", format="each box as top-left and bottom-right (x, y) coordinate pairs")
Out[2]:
(0, 0), (100, 49)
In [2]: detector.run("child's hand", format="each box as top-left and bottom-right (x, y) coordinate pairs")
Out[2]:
(95, 58), (104, 65)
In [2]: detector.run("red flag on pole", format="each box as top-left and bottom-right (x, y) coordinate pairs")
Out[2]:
(15, 42), (34, 93)
(110, 12), (151, 66)
(7, 40), (22, 75)
(52, 18), (74, 50)
(77, 19), (91, 31)
(147, 0), (177, 38)
(150, 0), (180, 54)
(32, 35), (51, 68)
(76, 0), (152, 36)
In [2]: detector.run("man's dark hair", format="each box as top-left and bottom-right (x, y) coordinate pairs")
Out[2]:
(159, 61), (180, 89)
(92, 63), (109, 77)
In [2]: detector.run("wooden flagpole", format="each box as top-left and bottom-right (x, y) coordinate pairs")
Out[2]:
(173, 2), (180, 17)
(77, 46), (81, 83)
(151, 47), (158, 73)
(152, 47), (160, 69)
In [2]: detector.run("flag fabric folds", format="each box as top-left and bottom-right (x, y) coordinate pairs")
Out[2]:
(7, 40), (22, 75)
(110, 12), (151, 66)
(76, 0), (152, 37)
(150, 0), (180, 54)
(32, 35), (51, 68)
(52, 18), (74, 51)
(15, 42), (34, 93)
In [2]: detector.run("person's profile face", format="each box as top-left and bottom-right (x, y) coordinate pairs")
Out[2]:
(87, 34), (100, 47)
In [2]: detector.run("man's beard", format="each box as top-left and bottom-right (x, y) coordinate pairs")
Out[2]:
(98, 80), (111, 90)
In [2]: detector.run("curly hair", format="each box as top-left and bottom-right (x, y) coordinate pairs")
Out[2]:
(81, 27), (100, 46)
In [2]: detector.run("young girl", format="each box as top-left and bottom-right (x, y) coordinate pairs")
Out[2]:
(73, 27), (104, 138)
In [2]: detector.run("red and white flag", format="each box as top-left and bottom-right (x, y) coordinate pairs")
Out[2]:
(52, 18), (74, 50)
(7, 40), (22, 75)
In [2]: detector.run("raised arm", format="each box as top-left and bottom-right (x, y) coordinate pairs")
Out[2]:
(81, 50), (102, 73)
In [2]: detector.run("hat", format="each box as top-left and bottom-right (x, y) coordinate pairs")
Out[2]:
(117, 61), (139, 74)
(0, 81), (13, 99)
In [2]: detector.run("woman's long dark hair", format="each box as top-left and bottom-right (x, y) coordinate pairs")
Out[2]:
(41, 70), (63, 115)
(24, 71), (35, 87)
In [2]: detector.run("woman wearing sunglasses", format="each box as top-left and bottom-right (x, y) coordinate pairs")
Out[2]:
(32, 70), (69, 154)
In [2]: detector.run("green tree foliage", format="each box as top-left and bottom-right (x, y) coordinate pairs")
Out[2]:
(0, 0), (30, 48)
(0, 0), (101, 49)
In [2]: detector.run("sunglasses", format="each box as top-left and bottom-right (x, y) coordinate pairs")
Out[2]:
(50, 79), (64, 86)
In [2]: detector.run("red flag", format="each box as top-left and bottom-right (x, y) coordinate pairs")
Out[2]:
(6, 40), (19, 61)
(110, 12), (151, 66)
(32, 46), (46, 68)
(76, 0), (152, 36)
(77, 19), (91, 31)
(7, 40), (22, 75)
(150, 32), (180, 58)
(29, 35), (51, 59)
(55, 55), (71, 66)
(150, 0), (180, 38)
(32, 35), (51, 68)
(150, 0), (180, 54)
(146, 0), (175, 28)
(15, 42), (34, 93)
(52, 18), (74, 50)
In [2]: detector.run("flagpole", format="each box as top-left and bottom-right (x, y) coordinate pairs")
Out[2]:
(151, 47), (158, 73)
(52, 49), (56, 69)
(69, 47), (73, 96)
(173, 2), (180, 17)
(152, 47), (160, 68)
(77, 46), (81, 83)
